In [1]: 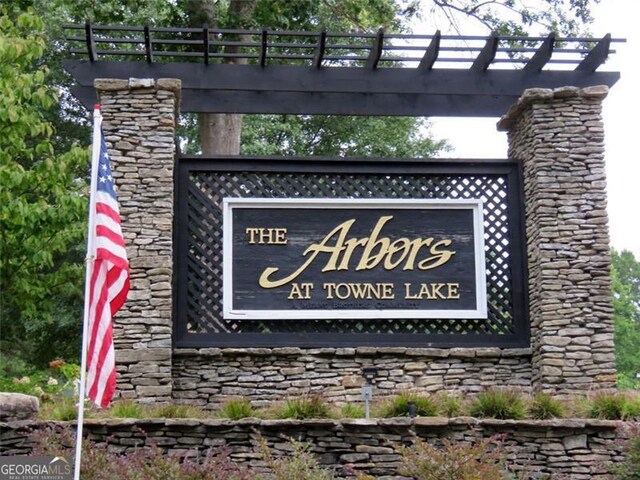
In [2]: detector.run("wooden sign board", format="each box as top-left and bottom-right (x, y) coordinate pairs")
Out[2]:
(223, 199), (486, 320)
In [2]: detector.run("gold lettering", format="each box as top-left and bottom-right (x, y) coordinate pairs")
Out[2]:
(258, 215), (458, 289)
(246, 227), (288, 245)
(431, 283), (446, 299)
(274, 228), (288, 244)
(404, 283), (417, 299)
(404, 282), (461, 300)
(403, 238), (434, 270)
(417, 239), (456, 270)
(355, 216), (392, 270)
(323, 282), (395, 300)
(246, 227), (259, 244)
(259, 219), (355, 288)
(287, 282), (313, 299)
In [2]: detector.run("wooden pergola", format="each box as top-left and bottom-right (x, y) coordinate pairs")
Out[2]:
(64, 23), (623, 117)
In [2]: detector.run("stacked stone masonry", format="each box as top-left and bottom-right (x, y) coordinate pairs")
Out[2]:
(1, 418), (629, 479)
(95, 78), (181, 404)
(498, 86), (616, 394)
(97, 79), (617, 404)
(172, 347), (532, 408)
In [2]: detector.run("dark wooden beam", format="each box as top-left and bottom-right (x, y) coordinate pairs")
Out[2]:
(471, 34), (498, 71)
(417, 30), (440, 71)
(65, 60), (620, 96)
(576, 33), (611, 72)
(84, 19), (96, 62)
(366, 28), (384, 69)
(313, 29), (327, 69)
(523, 33), (555, 72)
(143, 24), (153, 63)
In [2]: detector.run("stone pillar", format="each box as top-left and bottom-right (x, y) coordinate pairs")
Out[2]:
(95, 78), (181, 403)
(498, 86), (616, 395)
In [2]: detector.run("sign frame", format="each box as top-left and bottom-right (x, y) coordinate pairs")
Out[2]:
(223, 198), (487, 320)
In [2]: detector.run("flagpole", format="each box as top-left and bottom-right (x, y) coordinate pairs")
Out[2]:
(74, 105), (102, 480)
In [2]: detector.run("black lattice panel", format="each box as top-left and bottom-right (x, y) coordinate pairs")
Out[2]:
(182, 171), (517, 338)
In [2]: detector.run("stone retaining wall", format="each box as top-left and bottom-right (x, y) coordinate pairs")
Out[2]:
(172, 347), (532, 408)
(1, 418), (629, 479)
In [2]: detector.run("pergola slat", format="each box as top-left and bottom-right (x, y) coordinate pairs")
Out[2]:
(144, 24), (153, 63)
(576, 34), (611, 72)
(523, 33), (555, 72)
(313, 29), (327, 69)
(366, 28), (384, 69)
(203, 25), (210, 65)
(471, 34), (498, 71)
(259, 30), (268, 68)
(418, 30), (441, 71)
(85, 20), (96, 62)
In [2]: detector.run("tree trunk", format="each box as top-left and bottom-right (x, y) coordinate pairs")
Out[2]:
(194, 0), (256, 154)
(199, 112), (243, 154)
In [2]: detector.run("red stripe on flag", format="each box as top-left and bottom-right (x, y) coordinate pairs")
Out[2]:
(95, 225), (126, 248)
(95, 201), (122, 223)
(85, 130), (129, 409)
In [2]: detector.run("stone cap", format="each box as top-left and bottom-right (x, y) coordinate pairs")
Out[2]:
(497, 85), (609, 131)
(94, 77), (181, 93)
(94, 78), (182, 116)
(172, 346), (532, 358)
(2, 417), (622, 430)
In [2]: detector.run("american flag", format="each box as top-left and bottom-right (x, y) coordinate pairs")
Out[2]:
(86, 129), (130, 408)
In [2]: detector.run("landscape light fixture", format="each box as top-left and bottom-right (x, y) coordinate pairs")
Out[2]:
(361, 367), (379, 419)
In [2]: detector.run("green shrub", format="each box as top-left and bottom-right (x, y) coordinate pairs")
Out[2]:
(613, 425), (640, 479)
(528, 393), (565, 420)
(0, 360), (80, 399)
(340, 403), (365, 419)
(219, 397), (256, 420)
(258, 435), (335, 480)
(107, 400), (145, 419)
(276, 395), (331, 420)
(469, 390), (526, 420)
(588, 392), (628, 420)
(32, 425), (254, 480)
(376, 392), (439, 418)
(436, 394), (463, 417)
(397, 435), (512, 480)
(149, 403), (204, 419)
(623, 395), (640, 420)
(39, 397), (78, 421)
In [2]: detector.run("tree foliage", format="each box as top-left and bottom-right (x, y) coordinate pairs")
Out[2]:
(425, 0), (600, 37)
(612, 249), (640, 389)
(0, 7), (88, 369)
(31, 0), (603, 156)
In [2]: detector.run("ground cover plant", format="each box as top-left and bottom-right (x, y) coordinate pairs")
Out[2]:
(587, 392), (640, 420)
(468, 389), (527, 420)
(528, 393), (565, 420)
(274, 394), (331, 420)
(375, 391), (439, 418)
(219, 397), (256, 420)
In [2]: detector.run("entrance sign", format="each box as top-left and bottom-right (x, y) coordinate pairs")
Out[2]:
(223, 198), (486, 320)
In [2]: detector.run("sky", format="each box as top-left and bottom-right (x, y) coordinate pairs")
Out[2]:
(425, 0), (640, 258)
